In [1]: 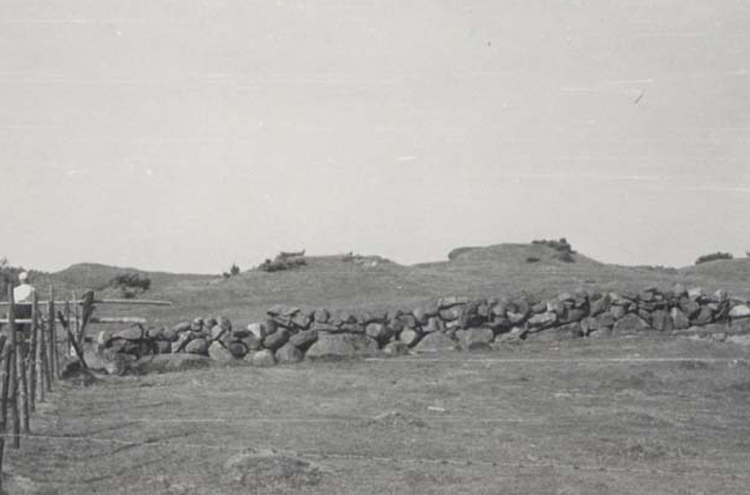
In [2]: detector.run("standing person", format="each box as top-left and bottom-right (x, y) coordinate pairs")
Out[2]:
(13, 271), (36, 328)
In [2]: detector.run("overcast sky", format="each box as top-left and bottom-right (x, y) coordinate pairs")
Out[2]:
(1, 0), (749, 273)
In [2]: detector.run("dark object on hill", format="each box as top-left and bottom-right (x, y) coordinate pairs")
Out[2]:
(525, 257), (540, 263)
(556, 251), (576, 263)
(222, 263), (241, 278)
(109, 272), (151, 298)
(532, 237), (576, 254)
(258, 252), (307, 273)
(695, 252), (734, 265)
(342, 252), (364, 263)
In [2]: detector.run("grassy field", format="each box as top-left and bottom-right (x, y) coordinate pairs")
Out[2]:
(4, 243), (749, 494)
(5, 335), (750, 494)
(33, 244), (750, 329)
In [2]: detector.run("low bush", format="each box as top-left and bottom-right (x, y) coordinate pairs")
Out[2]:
(258, 253), (307, 273)
(525, 257), (540, 263)
(532, 237), (576, 254)
(556, 251), (576, 263)
(695, 252), (734, 265)
(110, 272), (151, 298)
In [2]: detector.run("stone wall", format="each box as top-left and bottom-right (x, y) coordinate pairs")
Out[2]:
(96, 285), (750, 370)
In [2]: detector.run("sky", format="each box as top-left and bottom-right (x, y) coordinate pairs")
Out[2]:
(1, 0), (749, 274)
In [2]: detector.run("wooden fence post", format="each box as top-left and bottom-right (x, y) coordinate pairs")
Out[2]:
(65, 300), (71, 359)
(17, 310), (30, 435)
(72, 291), (80, 343)
(8, 287), (20, 449)
(39, 309), (51, 395)
(28, 292), (38, 412)
(0, 334), (9, 494)
(47, 287), (56, 383)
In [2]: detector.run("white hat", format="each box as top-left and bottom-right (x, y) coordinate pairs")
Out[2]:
(18, 272), (29, 282)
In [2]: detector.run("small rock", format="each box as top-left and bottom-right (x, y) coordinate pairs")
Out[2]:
(228, 342), (248, 358)
(246, 323), (266, 340)
(171, 332), (193, 353)
(240, 335), (262, 352)
(365, 323), (391, 344)
(422, 317), (444, 333)
(528, 312), (557, 329)
(671, 308), (690, 330)
(211, 325), (227, 341)
(217, 316), (232, 331)
(383, 341), (410, 356)
(113, 326), (143, 341)
(688, 287), (703, 301)
(172, 321), (192, 333)
(691, 306), (714, 326)
(313, 308), (330, 323)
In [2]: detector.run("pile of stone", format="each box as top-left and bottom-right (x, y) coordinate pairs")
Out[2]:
(96, 285), (750, 368)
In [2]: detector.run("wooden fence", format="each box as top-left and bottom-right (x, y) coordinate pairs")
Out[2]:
(0, 286), (170, 492)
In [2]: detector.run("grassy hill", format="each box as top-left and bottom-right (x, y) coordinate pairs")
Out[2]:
(29, 243), (750, 329)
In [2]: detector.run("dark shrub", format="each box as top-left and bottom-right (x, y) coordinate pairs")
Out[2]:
(110, 272), (151, 296)
(556, 251), (576, 263)
(259, 253), (307, 273)
(695, 252), (733, 265)
(532, 237), (576, 254)
(526, 257), (540, 263)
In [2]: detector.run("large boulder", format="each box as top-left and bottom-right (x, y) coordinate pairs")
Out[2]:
(729, 304), (750, 319)
(289, 330), (318, 351)
(185, 338), (209, 355)
(413, 332), (457, 353)
(208, 341), (234, 362)
(305, 334), (379, 360)
(458, 328), (495, 350)
(250, 349), (277, 367)
(263, 328), (290, 351)
(276, 343), (303, 363)
(612, 314), (650, 335)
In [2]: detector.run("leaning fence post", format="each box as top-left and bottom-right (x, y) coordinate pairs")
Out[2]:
(8, 287), (20, 449)
(28, 291), (39, 412)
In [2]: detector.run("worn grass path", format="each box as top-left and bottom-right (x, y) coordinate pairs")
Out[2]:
(5, 336), (750, 494)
